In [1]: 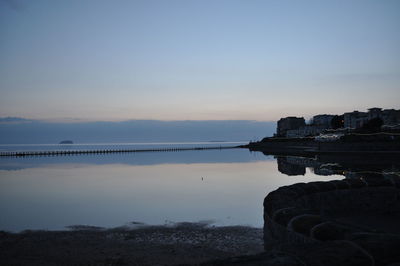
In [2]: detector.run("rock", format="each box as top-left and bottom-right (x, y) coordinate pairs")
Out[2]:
(280, 240), (374, 266)
(264, 189), (297, 217)
(344, 179), (367, 189)
(308, 181), (337, 192)
(387, 174), (400, 188)
(363, 177), (394, 187)
(349, 233), (400, 266)
(273, 207), (317, 227)
(301, 183), (321, 194)
(328, 180), (350, 189)
(59, 140), (73, 144)
(201, 251), (304, 266)
(288, 214), (322, 236)
(310, 222), (359, 241)
(263, 179), (400, 265)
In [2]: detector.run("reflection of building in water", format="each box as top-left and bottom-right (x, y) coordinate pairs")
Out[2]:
(276, 156), (328, 176)
(277, 157), (305, 176)
(275, 155), (400, 179)
(313, 167), (337, 176)
(284, 156), (320, 168)
(344, 171), (400, 181)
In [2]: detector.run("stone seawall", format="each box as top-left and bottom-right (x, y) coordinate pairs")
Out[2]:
(263, 175), (400, 266)
(318, 141), (400, 153)
(247, 140), (318, 155)
(246, 140), (400, 155)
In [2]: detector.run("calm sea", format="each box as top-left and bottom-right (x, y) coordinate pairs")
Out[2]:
(0, 142), (342, 232)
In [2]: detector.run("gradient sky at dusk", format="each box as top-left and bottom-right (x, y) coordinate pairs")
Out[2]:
(1, 0), (399, 121)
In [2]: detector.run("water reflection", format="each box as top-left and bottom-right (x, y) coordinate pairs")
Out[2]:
(0, 149), (342, 232)
(0, 148), (264, 171)
(3, 149), (397, 232)
(277, 156), (307, 176)
(273, 153), (400, 179)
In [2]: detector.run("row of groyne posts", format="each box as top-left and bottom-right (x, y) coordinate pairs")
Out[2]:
(0, 146), (239, 157)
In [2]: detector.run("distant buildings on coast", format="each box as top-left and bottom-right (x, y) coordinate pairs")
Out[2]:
(344, 108), (400, 129)
(276, 108), (400, 138)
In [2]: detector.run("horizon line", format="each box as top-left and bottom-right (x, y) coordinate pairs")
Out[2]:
(0, 117), (277, 124)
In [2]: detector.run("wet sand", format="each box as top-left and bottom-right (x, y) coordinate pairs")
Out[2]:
(0, 222), (264, 266)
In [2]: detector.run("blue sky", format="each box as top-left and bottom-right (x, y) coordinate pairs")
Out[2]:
(1, 0), (399, 121)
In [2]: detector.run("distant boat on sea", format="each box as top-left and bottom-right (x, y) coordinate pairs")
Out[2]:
(59, 140), (73, 144)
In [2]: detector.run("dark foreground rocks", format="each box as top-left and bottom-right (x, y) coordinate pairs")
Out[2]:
(255, 174), (400, 266)
(0, 223), (263, 266)
(203, 240), (374, 266)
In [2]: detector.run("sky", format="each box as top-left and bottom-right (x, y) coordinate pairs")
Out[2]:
(1, 0), (399, 122)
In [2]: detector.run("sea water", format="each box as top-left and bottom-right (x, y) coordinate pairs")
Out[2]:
(0, 143), (342, 232)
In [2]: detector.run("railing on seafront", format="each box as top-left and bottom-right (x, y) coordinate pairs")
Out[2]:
(0, 145), (240, 157)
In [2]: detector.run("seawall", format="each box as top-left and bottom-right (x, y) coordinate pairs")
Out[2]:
(263, 175), (400, 266)
(245, 138), (400, 155)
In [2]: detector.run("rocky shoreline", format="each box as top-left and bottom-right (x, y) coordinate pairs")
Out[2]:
(0, 223), (264, 266)
(243, 134), (400, 156)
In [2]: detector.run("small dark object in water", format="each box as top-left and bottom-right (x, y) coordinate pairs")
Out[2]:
(59, 140), (73, 144)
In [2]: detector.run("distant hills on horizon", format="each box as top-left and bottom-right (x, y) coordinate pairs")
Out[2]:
(0, 117), (35, 124)
(0, 117), (275, 144)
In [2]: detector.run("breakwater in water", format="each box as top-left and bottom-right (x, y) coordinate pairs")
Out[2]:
(0, 146), (238, 157)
